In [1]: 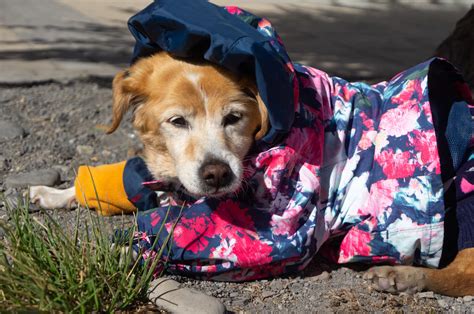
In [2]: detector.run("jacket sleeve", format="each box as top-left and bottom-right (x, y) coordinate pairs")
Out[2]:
(74, 161), (137, 216)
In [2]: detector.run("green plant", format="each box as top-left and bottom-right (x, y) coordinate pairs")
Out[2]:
(0, 196), (168, 313)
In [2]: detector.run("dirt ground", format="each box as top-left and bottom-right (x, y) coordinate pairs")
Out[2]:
(1, 82), (473, 313)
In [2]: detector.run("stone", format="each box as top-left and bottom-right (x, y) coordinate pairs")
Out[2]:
(52, 165), (74, 181)
(312, 271), (331, 281)
(3, 193), (40, 212)
(229, 292), (240, 298)
(148, 278), (226, 314)
(437, 299), (448, 308)
(417, 291), (435, 299)
(261, 291), (275, 299)
(0, 155), (7, 170)
(0, 120), (25, 142)
(463, 295), (473, 302)
(231, 296), (251, 307)
(76, 145), (94, 155)
(5, 169), (60, 188)
(269, 280), (285, 290)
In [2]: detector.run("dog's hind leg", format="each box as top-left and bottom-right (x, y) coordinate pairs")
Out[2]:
(29, 186), (76, 210)
(364, 248), (474, 296)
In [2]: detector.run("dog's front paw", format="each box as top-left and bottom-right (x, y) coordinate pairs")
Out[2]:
(29, 186), (76, 210)
(363, 266), (427, 294)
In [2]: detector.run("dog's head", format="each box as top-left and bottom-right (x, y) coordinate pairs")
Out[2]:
(108, 52), (268, 197)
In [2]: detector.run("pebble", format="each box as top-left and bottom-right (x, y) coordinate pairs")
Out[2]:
(148, 278), (226, 314)
(417, 291), (435, 299)
(269, 280), (284, 290)
(232, 297), (250, 307)
(312, 271), (331, 281)
(0, 155), (7, 170)
(229, 292), (240, 298)
(463, 295), (473, 302)
(4, 169), (61, 188)
(261, 291), (275, 299)
(101, 149), (112, 157)
(76, 145), (94, 155)
(437, 299), (448, 308)
(52, 165), (74, 182)
(0, 120), (25, 142)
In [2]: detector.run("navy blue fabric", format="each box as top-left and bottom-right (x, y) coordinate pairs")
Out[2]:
(456, 197), (474, 250)
(446, 101), (471, 171)
(127, 0), (294, 144)
(123, 157), (159, 212)
(454, 149), (474, 250)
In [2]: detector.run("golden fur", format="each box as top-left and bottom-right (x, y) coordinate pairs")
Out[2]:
(108, 52), (268, 196)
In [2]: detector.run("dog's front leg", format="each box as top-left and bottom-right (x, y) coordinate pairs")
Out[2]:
(364, 248), (474, 297)
(29, 186), (76, 210)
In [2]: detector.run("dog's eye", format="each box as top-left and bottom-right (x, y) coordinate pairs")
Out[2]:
(223, 113), (242, 126)
(168, 116), (188, 128)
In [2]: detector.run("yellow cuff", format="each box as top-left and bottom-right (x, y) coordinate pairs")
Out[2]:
(74, 161), (137, 216)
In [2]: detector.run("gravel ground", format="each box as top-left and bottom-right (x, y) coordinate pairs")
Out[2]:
(1, 81), (473, 313)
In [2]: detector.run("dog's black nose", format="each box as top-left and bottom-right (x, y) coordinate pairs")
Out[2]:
(199, 160), (233, 189)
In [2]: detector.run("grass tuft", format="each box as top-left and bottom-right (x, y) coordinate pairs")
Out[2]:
(0, 196), (166, 312)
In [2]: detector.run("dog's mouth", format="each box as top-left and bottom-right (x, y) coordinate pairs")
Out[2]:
(144, 172), (241, 199)
(144, 153), (244, 198)
(201, 184), (239, 198)
(182, 175), (242, 199)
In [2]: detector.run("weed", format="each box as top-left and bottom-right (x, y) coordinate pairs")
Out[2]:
(0, 197), (167, 312)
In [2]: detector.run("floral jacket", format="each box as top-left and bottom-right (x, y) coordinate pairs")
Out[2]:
(119, 0), (472, 281)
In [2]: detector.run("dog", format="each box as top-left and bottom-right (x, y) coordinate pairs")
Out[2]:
(29, 52), (267, 208)
(28, 1), (474, 296)
(29, 51), (474, 297)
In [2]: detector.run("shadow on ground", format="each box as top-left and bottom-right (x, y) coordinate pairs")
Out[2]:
(0, 22), (134, 67)
(265, 2), (469, 81)
(0, 2), (470, 82)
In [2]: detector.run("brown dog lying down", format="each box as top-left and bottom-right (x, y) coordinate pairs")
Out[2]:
(29, 51), (474, 296)
(30, 6), (474, 296)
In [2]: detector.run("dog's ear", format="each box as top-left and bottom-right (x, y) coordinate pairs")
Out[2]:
(241, 82), (269, 140)
(254, 92), (269, 140)
(107, 69), (142, 134)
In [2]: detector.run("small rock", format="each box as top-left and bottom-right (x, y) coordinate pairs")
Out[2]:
(76, 145), (94, 155)
(290, 282), (303, 291)
(0, 155), (7, 170)
(417, 291), (435, 299)
(437, 299), (448, 308)
(52, 165), (73, 181)
(4, 169), (61, 188)
(148, 278), (225, 314)
(101, 149), (112, 157)
(1, 192), (40, 212)
(261, 291), (275, 299)
(463, 295), (473, 302)
(0, 120), (25, 142)
(229, 292), (240, 298)
(269, 280), (284, 290)
(232, 297), (250, 307)
(312, 271), (331, 281)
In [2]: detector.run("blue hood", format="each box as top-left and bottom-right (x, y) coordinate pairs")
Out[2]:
(127, 0), (297, 145)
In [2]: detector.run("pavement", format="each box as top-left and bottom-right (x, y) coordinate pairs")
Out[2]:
(0, 0), (472, 84)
